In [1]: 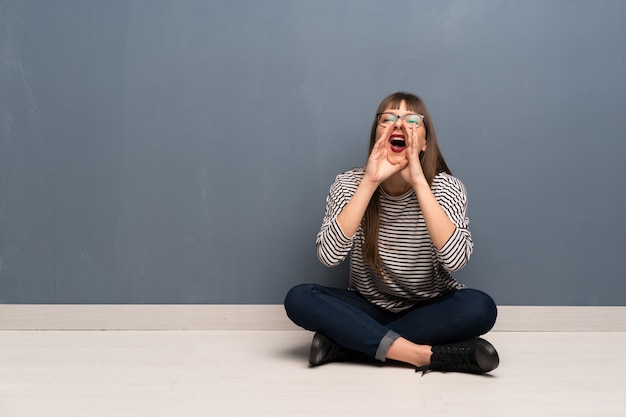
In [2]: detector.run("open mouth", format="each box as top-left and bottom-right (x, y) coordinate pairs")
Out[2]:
(390, 135), (406, 153)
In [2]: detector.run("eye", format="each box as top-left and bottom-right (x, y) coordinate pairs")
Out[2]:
(404, 115), (423, 126)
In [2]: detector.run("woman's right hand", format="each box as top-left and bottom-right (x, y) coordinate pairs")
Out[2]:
(336, 126), (408, 238)
(363, 124), (408, 185)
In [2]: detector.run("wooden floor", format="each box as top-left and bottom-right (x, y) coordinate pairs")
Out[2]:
(0, 330), (624, 416)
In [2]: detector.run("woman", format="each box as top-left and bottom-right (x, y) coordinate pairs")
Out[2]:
(284, 92), (499, 374)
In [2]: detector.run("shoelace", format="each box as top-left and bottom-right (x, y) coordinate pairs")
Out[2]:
(415, 346), (474, 376)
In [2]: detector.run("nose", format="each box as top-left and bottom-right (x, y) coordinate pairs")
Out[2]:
(393, 117), (403, 128)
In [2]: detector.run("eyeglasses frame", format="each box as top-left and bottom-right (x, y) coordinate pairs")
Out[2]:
(376, 113), (424, 128)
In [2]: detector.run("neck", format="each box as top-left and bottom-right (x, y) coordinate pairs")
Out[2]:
(381, 175), (411, 197)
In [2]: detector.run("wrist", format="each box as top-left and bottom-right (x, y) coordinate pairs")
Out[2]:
(411, 176), (430, 191)
(359, 177), (381, 195)
(362, 172), (383, 189)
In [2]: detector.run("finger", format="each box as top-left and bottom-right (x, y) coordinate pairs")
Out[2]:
(402, 123), (411, 148)
(400, 121), (412, 150)
(407, 124), (419, 155)
(372, 125), (392, 153)
(401, 121), (415, 148)
(372, 135), (387, 155)
(377, 123), (393, 143)
(401, 119), (411, 135)
(393, 159), (409, 175)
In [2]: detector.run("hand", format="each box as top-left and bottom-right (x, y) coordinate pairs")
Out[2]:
(400, 120), (427, 187)
(364, 124), (409, 185)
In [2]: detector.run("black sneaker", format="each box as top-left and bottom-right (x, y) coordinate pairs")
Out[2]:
(309, 332), (370, 367)
(415, 338), (499, 375)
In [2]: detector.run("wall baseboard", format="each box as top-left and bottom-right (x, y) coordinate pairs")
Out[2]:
(0, 305), (624, 331)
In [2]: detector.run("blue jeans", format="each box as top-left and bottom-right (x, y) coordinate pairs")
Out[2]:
(284, 284), (497, 362)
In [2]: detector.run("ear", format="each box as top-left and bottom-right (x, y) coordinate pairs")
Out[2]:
(421, 139), (427, 153)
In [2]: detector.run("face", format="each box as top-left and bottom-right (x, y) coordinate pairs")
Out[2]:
(376, 100), (427, 163)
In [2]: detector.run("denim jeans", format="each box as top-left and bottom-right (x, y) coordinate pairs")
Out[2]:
(284, 284), (497, 362)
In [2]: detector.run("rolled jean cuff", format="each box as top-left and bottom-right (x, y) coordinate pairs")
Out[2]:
(375, 329), (401, 362)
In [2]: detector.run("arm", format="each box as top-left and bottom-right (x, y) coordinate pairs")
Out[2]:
(317, 125), (408, 265)
(430, 175), (473, 271)
(401, 121), (473, 270)
(315, 175), (359, 266)
(400, 120), (456, 249)
(413, 179), (457, 250)
(338, 125), (407, 237)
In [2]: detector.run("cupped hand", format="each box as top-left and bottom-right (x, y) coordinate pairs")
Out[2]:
(399, 120), (426, 187)
(364, 124), (408, 185)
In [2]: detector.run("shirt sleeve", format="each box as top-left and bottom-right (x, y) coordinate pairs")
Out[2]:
(315, 174), (356, 266)
(432, 174), (474, 272)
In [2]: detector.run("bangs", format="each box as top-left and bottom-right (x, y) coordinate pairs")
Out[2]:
(376, 92), (424, 114)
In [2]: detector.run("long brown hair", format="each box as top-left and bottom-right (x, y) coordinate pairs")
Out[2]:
(362, 92), (451, 276)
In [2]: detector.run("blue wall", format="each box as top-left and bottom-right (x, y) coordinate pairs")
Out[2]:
(1, 1), (625, 305)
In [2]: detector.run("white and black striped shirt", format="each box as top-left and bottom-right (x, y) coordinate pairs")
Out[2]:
(316, 168), (473, 312)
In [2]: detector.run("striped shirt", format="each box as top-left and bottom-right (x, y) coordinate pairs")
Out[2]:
(316, 168), (473, 312)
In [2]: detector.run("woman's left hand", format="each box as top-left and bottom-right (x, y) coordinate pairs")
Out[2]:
(400, 120), (427, 187)
(398, 121), (456, 249)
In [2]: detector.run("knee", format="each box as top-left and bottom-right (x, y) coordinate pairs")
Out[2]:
(475, 291), (498, 334)
(284, 283), (323, 329)
(463, 289), (498, 335)
(284, 283), (316, 316)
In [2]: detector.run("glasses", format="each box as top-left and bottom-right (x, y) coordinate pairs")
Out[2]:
(377, 113), (424, 128)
